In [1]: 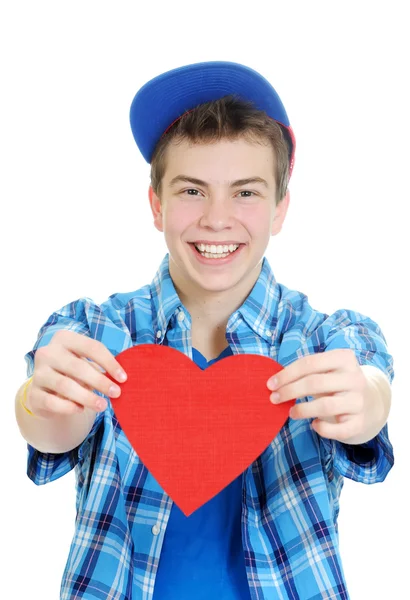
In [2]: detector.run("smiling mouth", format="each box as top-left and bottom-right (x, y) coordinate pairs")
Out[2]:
(189, 242), (243, 260)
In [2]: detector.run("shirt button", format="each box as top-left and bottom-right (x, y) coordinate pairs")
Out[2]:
(156, 330), (162, 339)
(177, 312), (185, 322)
(265, 330), (272, 337)
(152, 524), (160, 535)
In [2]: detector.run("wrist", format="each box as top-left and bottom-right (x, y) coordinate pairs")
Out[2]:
(344, 369), (391, 445)
(364, 367), (391, 425)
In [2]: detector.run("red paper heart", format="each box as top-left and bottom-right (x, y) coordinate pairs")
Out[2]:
(110, 345), (295, 516)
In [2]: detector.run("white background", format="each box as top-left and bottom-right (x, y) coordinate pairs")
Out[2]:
(1, 1), (408, 598)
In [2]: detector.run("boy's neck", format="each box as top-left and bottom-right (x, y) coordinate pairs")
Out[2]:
(170, 262), (263, 334)
(180, 296), (234, 361)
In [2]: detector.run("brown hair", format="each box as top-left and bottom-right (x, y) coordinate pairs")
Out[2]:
(150, 95), (290, 205)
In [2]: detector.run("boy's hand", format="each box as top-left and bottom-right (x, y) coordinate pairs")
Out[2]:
(27, 330), (128, 418)
(266, 349), (385, 444)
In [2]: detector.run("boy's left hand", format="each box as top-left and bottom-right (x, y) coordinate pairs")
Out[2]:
(266, 349), (385, 445)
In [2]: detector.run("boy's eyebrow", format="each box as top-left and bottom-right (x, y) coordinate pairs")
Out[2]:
(168, 175), (269, 188)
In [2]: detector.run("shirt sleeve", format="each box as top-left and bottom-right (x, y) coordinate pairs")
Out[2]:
(23, 297), (113, 486)
(316, 308), (394, 484)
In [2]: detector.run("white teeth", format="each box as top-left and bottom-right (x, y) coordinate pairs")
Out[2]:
(195, 243), (239, 254)
(193, 242), (241, 260)
(202, 252), (230, 259)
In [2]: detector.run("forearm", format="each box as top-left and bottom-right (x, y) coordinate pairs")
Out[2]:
(15, 379), (97, 454)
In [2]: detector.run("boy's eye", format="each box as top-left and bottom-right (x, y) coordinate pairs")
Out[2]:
(184, 189), (201, 196)
(237, 190), (256, 198)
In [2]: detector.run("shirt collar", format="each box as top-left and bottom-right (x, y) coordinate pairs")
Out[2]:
(150, 254), (184, 343)
(230, 256), (280, 344)
(150, 254), (280, 345)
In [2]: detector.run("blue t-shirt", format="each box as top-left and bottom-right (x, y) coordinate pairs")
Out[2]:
(153, 345), (251, 599)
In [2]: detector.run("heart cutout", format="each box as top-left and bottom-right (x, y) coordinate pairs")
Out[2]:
(110, 345), (295, 516)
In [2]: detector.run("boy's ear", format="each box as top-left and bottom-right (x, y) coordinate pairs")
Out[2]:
(149, 186), (164, 232)
(271, 189), (290, 236)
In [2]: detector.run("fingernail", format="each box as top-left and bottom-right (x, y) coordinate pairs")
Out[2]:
(267, 377), (278, 391)
(116, 370), (127, 382)
(109, 384), (121, 397)
(270, 392), (280, 403)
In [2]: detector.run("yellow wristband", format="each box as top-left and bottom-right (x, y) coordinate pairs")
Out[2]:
(20, 376), (36, 417)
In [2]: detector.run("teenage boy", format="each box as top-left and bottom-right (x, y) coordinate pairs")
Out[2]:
(16, 61), (393, 600)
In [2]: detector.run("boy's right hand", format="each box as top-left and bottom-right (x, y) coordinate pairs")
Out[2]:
(26, 330), (127, 418)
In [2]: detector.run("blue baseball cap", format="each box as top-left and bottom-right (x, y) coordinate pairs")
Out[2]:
(129, 61), (295, 178)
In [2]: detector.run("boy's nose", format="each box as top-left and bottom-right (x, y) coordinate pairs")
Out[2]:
(199, 198), (234, 230)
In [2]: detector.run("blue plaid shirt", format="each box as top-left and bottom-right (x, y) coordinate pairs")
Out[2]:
(24, 255), (394, 600)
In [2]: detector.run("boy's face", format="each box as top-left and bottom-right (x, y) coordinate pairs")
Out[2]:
(149, 137), (289, 298)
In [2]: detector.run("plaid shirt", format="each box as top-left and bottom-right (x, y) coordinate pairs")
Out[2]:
(24, 255), (394, 600)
